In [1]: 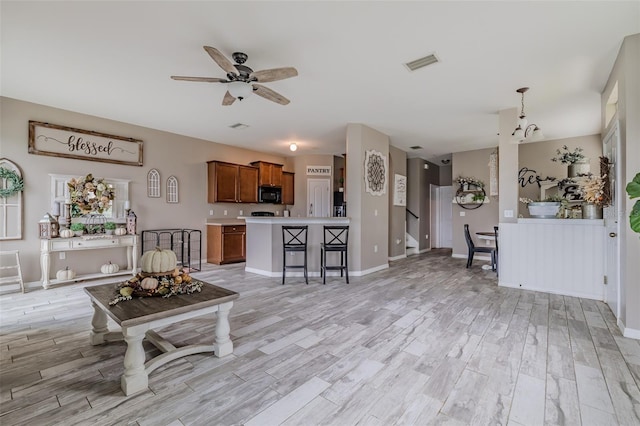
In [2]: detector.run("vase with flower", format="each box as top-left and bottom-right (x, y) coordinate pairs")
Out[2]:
(577, 174), (610, 219)
(551, 145), (589, 177)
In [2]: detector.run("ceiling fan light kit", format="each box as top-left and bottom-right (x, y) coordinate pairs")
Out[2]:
(511, 87), (544, 144)
(227, 81), (253, 100)
(171, 46), (297, 106)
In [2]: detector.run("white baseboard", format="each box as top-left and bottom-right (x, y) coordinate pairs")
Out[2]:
(244, 267), (346, 278)
(388, 254), (407, 261)
(351, 263), (389, 276)
(419, 248), (431, 254)
(452, 253), (492, 261)
(618, 320), (640, 340)
(498, 280), (603, 301)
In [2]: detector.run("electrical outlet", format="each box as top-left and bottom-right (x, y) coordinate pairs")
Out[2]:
(59, 252), (65, 260)
(209, 210), (214, 216)
(425, 234), (429, 240)
(460, 211), (466, 217)
(504, 210), (514, 218)
(224, 210), (228, 216)
(374, 209), (378, 216)
(374, 245), (378, 253)
(239, 210), (243, 216)
(275, 211), (280, 216)
(396, 239), (401, 245)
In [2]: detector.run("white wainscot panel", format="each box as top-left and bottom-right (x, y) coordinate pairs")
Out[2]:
(499, 220), (605, 300)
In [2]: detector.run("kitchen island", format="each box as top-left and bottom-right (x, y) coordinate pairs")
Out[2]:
(244, 216), (350, 278)
(499, 218), (605, 299)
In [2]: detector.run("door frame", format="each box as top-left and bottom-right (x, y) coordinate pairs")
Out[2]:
(603, 120), (621, 319)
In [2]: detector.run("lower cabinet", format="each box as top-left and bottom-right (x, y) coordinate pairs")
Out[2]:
(207, 224), (246, 264)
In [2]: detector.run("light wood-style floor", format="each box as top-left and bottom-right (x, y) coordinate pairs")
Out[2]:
(1, 249), (639, 426)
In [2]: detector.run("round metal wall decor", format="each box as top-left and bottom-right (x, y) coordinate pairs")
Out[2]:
(364, 149), (387, 196)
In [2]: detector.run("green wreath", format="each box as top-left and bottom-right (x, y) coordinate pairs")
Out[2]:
(0, 167), (24, 198)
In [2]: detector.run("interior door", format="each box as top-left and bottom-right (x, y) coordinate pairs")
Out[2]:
(438, 186), (453, 248)
(307, 179), (330, 217)
(603, 121), (621, 318)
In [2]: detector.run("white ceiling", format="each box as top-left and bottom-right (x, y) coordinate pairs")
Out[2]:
(2, 1), (638, 161)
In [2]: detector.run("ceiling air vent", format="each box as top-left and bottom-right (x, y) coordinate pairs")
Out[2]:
(229, 123), (249, 130)
(404, 53), (439, 72)
(410, 145), (422, 150)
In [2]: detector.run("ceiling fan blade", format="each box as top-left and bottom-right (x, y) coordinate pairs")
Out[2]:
(171, 76), (227, 83)
(203, 46), (237, 76)
(222, 91), (236, 106)
(252, 84), (290, 105)
(250, 67), (298, 83)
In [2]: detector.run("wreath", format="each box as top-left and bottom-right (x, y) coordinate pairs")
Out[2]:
(0, 167), (24, 198)
(67, 174), (114, 214)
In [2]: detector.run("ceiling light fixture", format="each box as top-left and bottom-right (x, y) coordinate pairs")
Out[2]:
(511, 87), (544, 143)
(289, 143), (298, 152)
(227, 81), (253, 100)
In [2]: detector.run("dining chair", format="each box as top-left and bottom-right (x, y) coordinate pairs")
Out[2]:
(320, 225), (349, 284)
(464, 224), (496, 269)
(282, 226), (308, 285)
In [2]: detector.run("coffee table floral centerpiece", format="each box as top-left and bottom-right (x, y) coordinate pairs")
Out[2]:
(110, 247), (203, 305)
(68, 173), (115, 215)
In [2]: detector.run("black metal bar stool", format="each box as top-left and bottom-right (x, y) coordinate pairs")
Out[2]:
(282, 226), (308, 285)
(320, 225), (349, 284)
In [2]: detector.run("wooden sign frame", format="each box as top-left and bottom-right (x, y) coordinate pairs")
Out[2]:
(28, 121), (143, 167)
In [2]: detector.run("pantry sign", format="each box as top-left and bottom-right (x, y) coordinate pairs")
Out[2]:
(306, 165), (332, 176)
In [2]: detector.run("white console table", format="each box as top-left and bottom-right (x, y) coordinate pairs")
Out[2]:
(40, 235), (138, 289)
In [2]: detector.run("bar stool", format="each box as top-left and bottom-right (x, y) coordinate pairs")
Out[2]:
(320, 225), (349, 284)
(282, 226), (308, 285)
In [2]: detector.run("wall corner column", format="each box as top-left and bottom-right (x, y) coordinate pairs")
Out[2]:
(498, 108), (519, 224)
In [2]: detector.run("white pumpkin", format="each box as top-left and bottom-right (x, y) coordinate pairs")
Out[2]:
(59, 229), (74, 238)
(140, 247), (177, 273)
(56, 267), (76, 281)
(114, 227), (127, 236)
(141, 277), (158, 290)
(100, 262), (120, 274)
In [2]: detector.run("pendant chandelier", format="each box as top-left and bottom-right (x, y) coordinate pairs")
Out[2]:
(511, 87), (544, 143)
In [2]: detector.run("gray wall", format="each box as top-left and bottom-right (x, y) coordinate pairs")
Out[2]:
(451, 148), (500, 257)
(518, 134), (601, 217)
(289, 154), (335, 218)
(406, 158), (440, 252)
(602, 33), (640, 334)
(346, 123), (389, 273)
(388, 145), (407, 259)
(0, 97), (289, 283)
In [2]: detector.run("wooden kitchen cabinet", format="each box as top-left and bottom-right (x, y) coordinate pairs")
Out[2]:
(281, 171), (295, 205)
(207, 224), (246, 264)
(250, 161), (283, 187)
(207, 161), (258, 203)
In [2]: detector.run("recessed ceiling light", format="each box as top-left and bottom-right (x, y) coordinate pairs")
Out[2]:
(289, 143), (298, 152)
(229, 123), (249, 129)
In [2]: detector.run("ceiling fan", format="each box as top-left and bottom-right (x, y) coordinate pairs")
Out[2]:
(171, 46), (298, 106)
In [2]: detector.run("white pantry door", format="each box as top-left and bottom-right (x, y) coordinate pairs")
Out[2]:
(307, 179), (330, 217)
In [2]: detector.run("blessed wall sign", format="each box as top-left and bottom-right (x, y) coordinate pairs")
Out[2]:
(28, 121), (143, 167)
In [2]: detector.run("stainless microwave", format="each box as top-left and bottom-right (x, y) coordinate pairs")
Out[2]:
(259, 186), (281, 203)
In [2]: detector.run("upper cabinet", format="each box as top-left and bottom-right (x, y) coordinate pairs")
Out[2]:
(251, 161), (283, 187)
(282, 171), (295, 205)
(207, 161), (258, 203)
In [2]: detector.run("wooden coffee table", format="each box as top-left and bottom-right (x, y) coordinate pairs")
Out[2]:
(84, 281), (239, 396)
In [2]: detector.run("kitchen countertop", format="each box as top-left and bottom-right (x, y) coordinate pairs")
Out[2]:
(242, 216), (350, 225)
(206, 218), (246, 226)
